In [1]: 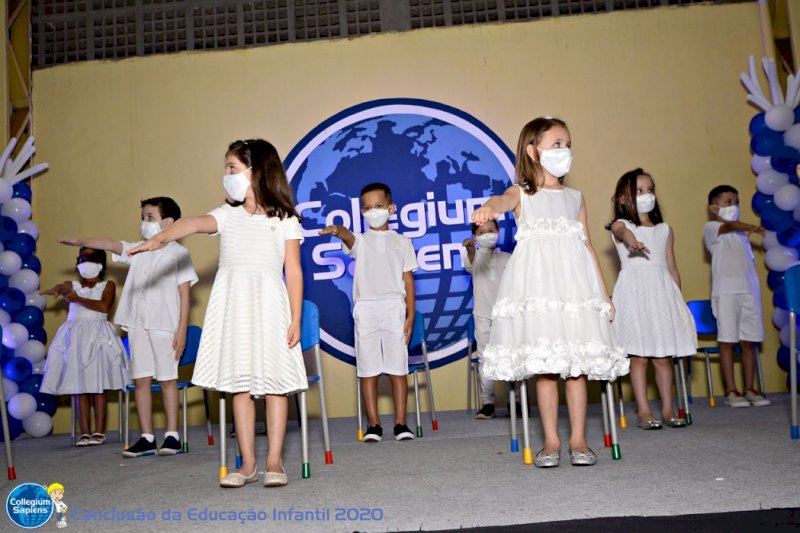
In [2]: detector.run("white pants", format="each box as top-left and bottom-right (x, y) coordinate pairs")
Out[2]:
(475, 315), (498, 405)
(128, 328), (178, 381)
(354, 299), (408, 378)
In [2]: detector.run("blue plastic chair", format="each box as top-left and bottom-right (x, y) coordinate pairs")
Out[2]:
(122, 325), (213, 454)
(465, 316), (481, 414)
(687, 300), (765, 408)
(356, 311), (439, 440)
(783, 266), (800, 439)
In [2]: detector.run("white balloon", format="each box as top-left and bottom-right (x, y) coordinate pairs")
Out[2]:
(766, 246), (800, 272)
(0, 309), (10, 328)
(785, 123), (800, 150)
(0, 250), (21, 276)
(9, 269), (38, 293)
(22, 411), (52, 438)
(0, 180), (12, 204)
(756, 170), (790, 195)
(775, 183), (800, 211)
(2, 377), (18, 399)
(752, 154), (772, 174)
(15, 340), (45, 364)
(763, 230), (781, 250)
(774, 307), (791, 329)
(32, 359), (45, 375)
(1, 323), (28, 350)
(7, 392), (36, 420)
(16, 221), (38, 240)
(0, 198), (31, 223)
(25, 292), (45, 311)
(766, 105), (796, 132)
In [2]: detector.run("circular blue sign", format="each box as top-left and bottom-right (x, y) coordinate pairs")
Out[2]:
(5, 483), (53, 529)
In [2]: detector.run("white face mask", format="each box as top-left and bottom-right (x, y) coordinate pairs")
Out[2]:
(718, 205), (740, 222)
(140, 221), (162, 240)
(363, 208), (390, 229)
(475, 232), (498, 249)
(537, 147), (572, 178)
(636, 193), (656, 214)
(77, 262), (103, 279)
(223, 168), (252, 202)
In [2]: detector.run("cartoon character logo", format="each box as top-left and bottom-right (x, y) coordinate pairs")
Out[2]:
(46, 483), (66, 529)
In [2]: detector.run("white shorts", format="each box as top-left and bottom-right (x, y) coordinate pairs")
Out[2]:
(128, 328), (178, 381)
(354, 299), (408, 378)
(711, 294), (764, 343)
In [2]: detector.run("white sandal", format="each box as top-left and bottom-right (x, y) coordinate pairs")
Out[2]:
(263, 466), (288, 487)
(75, 434), (92, 447)
(220, 467), (258, 488)
(88, 433), (106, 445)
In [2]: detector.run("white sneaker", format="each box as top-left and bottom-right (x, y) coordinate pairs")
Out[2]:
(744, 390), (771, 407)
(725, 392), (750, 408)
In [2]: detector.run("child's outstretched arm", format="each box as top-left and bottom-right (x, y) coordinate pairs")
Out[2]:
(472, 185), (520, 225)
(39, 281), (74, 297)
(127, 215), (217, 255)
(580, 198), (615, 321)
(284, 239), (303, 349)
(319, 225), (356, 249)
(665, 226), (682, 290)
(462, 238), (476, 267)
(63, 280), (117, 313)
(718, 220), (765, 237)
(403, 271), (415, 345)
(59, 237), (123, 255)
(609, 221), (650, 254)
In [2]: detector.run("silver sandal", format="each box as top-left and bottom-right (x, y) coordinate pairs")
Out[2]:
(220, 468), (259, 488)
(534, 450), (561, 468)
(569, 448), (597, 466)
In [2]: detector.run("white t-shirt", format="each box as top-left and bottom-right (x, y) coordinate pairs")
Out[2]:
(112, 241), (198, 332)
(464, 247), (511, 319)
(344, 229), (418, 302)
(703, 221), (760, 298)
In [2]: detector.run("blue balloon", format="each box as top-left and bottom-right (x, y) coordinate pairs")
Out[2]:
(752, 192), (774, 215)
(4, 356), (32, 383)
(751, 130), (784, 156)
(768, 270), (787, 291)
(19, 374), (43, 395)
(34, 393), (57, 416)
(0, 346), (12, 367)
(761, 203), (794, 232)
(771, 146), (800, 174)
(0, 216), (17, 243)
(27, 326), (46, 344)
(0, 287), (26, 314)
(775, 290), (788, 309)
(778, 226), (800, 248)
(5, 233), (35, 259)
(11, 182), (31, 202)
(0, 276), (7, 292)
(21, 255), (41, 274)
(778, 346), (791, 372)
(749, 112), (770, 136)
(0, 414), (23, 441)
(14, 306), (43, 329)
(794, 106), (800, 124)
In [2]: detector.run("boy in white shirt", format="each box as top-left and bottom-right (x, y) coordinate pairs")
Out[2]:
(704, 185), (770, 408)
(320, 183), (418, 442)
(463, 219), (511, 419)
(61, 197), (198, 455)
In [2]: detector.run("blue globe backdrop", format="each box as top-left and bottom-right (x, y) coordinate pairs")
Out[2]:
(286, 99), (515, 367)
(5, 483), (53, 528)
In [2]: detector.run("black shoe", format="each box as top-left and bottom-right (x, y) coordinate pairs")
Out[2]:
(393, 424), (415, 441)
(476, 403), (495, 419)
(157, 435), (182, 456)
(362, 425), (383, 442)
(122, 437), (157, 458)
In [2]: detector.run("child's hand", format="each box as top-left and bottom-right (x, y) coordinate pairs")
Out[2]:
(752, 225), (766, 237)
(172, 330), (186, 361)
(58, 237), (82, 247)
(127, 238), (164, 255)
(471, 206), (499, 226)
(627, 240), (650, 254)
(462, 238), (475, 249)
(287, 321), (300, 348)
(608, 302), (616, 322)
(62, 290), (79, 303)
(403, 315), (414, 345)
(318, 225), (340, 238)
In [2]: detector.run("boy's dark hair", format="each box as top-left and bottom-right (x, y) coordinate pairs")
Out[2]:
(471, 219), (499, 234)
(360, 183), (392, 203)
(141, 197), (181, 221)
(708, 185), (738, 205)
(77, 247), (107, 280)
(605, 168), (664, 230)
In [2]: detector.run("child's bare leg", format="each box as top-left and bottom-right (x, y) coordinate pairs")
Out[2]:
(232, 392), (256, 475)
(565, 376), (589, 452)
(134, 377), (153, 434)
(536, 374), (560, 453)
(719, 342), (737, 394)
(93, 392), (107, 434)
(652, 358), (676, 419)
(361, 376), (381, 426)
(265, 395), (288, 473)
(389, 374), (408, 426)
(159, 379), (179, 433)
(78, 394), (92, 435)
(629, 357), (654, 421)
(740, 341), (756, 391)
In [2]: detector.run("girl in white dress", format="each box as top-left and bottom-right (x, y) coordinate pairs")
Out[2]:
(608, 169), (696, 429)
(473, 117), (628, 468)
(40, 248), (130, 446)
(129, 139), (307, 488)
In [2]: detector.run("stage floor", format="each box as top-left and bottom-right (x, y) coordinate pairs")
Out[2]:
(2, 393), (799, 532)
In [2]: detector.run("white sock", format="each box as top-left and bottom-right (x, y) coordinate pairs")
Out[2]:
(141, 433), (155, 443)
(165, 431), (180, 441)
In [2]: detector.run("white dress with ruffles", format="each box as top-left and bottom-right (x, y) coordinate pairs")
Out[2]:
(481, 186), (629, 381)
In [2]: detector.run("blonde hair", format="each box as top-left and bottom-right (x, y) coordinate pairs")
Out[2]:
(47, 483), (64, 495)
(515, 117), (569, 195)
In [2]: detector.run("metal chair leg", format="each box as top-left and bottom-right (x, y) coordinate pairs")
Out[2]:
(300, 391), (310, 479)
(704, 352), (716, 407)
(677, 358), (692, 425)
(606, 381), (621, 460)
(520, 379), (532, 465)
(124, 391), (130, 449)
(755, 345), (766, 397)
(182, 388), (189, 453)
(791, 313), (799, 439)
(421, 341), (438, 431)
(509, 383), (518, 452)
(314, 346), (333, 465)
(414, 371), (423, 437)
(70, 395), (76, 447)
(616, 380), (627, 429)
(466, 354), (473, 414)
(117, 390), (123, 442)
(219, 394), (227, 480)
(203, 390), (214, 446)
(356, 374), (364, 441)
(294, 394), (302, 427)
(601, 387), (611, 448)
